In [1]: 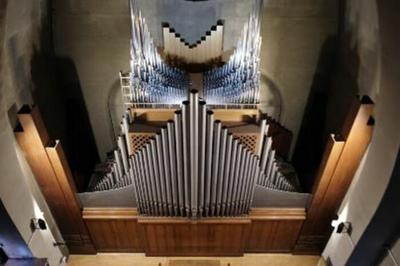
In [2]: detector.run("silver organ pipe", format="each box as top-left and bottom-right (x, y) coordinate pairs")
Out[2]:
(126, 0), (188, 107)
(90, 90), (299, 217)
(203, 0), (263, 107)
(174, 111), (185, 215)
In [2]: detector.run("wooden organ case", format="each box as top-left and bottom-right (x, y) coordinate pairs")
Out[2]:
(14, 95), (374, 255)
(13, 0), (375, 256)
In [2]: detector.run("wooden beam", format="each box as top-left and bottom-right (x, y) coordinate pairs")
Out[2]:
(294, 96), (374, 254)
(15, 105), (95, 254)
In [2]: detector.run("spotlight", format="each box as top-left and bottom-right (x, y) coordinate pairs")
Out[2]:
(336, 222), (352, 234)
(30, 218), (47, 231)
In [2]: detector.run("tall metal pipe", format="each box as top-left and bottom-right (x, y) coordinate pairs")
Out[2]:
(257, 119), (266, 156)
(211, 120), (222, 216)
(198, 101), (207, 216)
(181, 101), (190, 215)
(161, 126), (174, 215)
(221, 134), (233, 216)
(204, 110), (214, 216)
(226, 139), (238, 216)
(189, 90), (199, 217)
(156, 134), (168, 215)
(216, 127), (228, 215)
(167, 120), (179, 215)
(118, 136), (129, 174)
(174, 110), (185, 215)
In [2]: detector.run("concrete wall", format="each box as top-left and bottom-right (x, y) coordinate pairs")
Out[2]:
(322, 0), (400, 265)
(259, 0), (338, 155)
(0, 0), (67, 264)
(136, 0), (252, 49)
(53, 0), (339, 160)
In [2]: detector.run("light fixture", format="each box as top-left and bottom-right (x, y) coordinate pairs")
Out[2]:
(30, 218), (47, 231)
(336, 222), (352, 234)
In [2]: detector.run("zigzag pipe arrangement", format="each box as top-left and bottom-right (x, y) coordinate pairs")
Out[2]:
(162, 20), (224, 64)
(123, 0), (263, 109)
(88, 90), (298, 217)
(203, 0), (263, 106)
(128, 0), (189, 105)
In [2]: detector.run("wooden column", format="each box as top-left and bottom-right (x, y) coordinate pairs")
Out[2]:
(14, 105), (95, 254)
(294, 96), (374, 254)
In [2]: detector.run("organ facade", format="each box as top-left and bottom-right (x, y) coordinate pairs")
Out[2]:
(13, 0), (374, 257)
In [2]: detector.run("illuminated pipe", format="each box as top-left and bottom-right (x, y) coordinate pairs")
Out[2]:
(266, 149), (275, 181)
(174, 110), (185, 215)
(118, 136), (129, 174)
(142, 146), (156, 215)
(167, 121), (179, 215)
(150, 138), (164, 215)
(221, 133), (233, 216)
(216, 127), (228, 216)
(226, 139), (238, 216)
(156, 134), (168, 215)
(204, 110), (214, 216)
(235, 149), (249, 215)
(114, 150), (123, 179)
(161, 126), (174, 215)
(181, 101), (190, 215)
(257, 119), (267, 156)
(239, 151), (251, 214)
(211, 120), (222, 216)
(189, 90), (199, 217)
(145, 143), (159, 215)
(230, 144), (243, 215)
(137, 151), (150, 214)
(198, 101), (207, 216)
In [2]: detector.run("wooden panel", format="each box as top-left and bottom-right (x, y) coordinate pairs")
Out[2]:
(246, 208), (306, 253)
(300, 135), (345, 236)
(82, 208), (305, 255)
(15, 105), (95, 254)
(294, 97), (374, 254)
(132, 108), (259, 123)
(83, 208), (144, 252)
(139, 217), (250, 256)
(46, 141), (95, 253)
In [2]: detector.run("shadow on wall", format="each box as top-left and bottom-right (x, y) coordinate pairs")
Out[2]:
(292, 0), (361, 192)
(106, 78), (124, 147)
(27, 0), (99, 191)
(259, 73), (283, 121)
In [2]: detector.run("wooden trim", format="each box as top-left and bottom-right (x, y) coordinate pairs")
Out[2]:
(138, 217), (251, 225)
(132, 108), (259, 123)
(82, 207), (304, 222)
(249, 208), (306, 220)
(82, 208), (139, 219)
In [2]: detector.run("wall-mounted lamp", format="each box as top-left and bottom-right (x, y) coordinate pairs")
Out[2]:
(336, 222), (352, 234)
(30, 218), (47, 231)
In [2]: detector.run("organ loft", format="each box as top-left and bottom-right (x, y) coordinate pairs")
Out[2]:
(1, 0), (399, 265)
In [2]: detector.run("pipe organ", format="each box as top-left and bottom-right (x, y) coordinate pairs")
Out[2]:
(204, 0), (262, 106)
(88, 90), (299, 219)
(13, 0), (375, 257)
